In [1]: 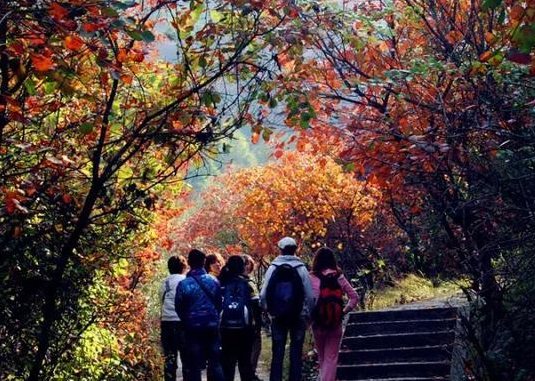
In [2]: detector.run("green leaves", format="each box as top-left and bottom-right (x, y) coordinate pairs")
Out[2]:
(285, 96), (317, 129)
(126, 29), (155, 42)
(511, 25), (535, 54)
(79, 122), (94, 134)
(482, 0), (502, 11)
(201, 90), (222, 107)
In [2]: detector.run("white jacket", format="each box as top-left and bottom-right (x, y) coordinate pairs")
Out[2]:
(160, 273), (186, 321)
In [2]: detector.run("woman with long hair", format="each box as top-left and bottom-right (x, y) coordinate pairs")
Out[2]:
(309, 247), (359, 381)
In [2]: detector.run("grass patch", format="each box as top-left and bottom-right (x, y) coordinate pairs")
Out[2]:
(367, 273), (467, 310)
(258, 330), (272, 377)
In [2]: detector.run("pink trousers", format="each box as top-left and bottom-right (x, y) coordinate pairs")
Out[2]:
(312, 324), (343, 381)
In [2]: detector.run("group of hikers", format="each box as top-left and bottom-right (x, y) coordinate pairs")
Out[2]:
(160, 237), (359, 381)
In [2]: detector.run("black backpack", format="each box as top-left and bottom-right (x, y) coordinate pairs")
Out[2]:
(266, 263), (305, 322)
(220, 278), (250, 329)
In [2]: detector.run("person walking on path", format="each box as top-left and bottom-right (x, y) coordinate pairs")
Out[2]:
(309, 247), (359, 381)
(175, 249), (225, 381)
(160, 255), (189, 381)
(242, 254), (263, 381)
(260, 237), (315, 381)
(219, 255), (262, 381)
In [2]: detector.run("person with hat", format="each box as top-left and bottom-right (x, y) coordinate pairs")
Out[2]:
(260, 237), (314, 381)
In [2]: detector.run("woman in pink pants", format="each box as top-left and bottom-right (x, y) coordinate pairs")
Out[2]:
(309, 247), (359, 381)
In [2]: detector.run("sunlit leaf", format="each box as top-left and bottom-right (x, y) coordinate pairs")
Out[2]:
(31, 53), (54, 72)
(210, 10), (224, 23)
(64, 34), (84, 51)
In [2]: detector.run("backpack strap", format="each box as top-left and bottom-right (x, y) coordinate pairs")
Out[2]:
(272, 262), (304, 271)
(162, 278), (170, 304)
(191, 275), (217, 306)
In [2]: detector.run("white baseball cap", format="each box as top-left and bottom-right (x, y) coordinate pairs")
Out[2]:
(278, 237), (297, 249)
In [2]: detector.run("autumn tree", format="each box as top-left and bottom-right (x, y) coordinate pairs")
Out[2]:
(255, 0), (535, 379)
(171, 151), (382, 273)
(0, 0), (296, 379)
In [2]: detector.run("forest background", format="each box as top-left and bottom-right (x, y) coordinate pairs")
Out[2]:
(1, 0), (534, 380)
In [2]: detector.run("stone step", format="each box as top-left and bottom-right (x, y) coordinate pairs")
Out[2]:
(337, 306), (460, 380)
(348, 307), (457, 324)
(341, 331), (456, 350)
(345, 318), (457, 336)
(339, 345), (452, 364)
(337, 361), (451, 380)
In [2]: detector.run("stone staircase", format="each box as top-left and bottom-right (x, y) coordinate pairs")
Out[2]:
(337, 306), (459, 381)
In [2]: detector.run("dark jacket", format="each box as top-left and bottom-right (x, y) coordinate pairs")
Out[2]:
(175, 268), (222, 328)
(220, 274), (262, 330)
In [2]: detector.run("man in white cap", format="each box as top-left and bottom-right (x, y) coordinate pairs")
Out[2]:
(260, 237), (314, 381)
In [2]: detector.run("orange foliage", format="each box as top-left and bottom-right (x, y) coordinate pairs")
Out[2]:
(170, 152), (380, 262)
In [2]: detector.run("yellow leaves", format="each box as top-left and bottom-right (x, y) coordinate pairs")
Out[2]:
(192, 151), (381, 258)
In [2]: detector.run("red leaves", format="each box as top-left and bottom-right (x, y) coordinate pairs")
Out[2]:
(83, 22), (102, 33)
(64, 34), (85, 51)
(4, 191), (20, 214)
(49, 3), (70, 20)
(445, 30), (464, 45)
(117, 48), (129, 63)
(2, 189), (28, 214)
(507, 50), (532, 64)
(30, 53), (54, 72)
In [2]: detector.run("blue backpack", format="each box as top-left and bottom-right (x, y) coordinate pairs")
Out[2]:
(266, 263), (305, 322)
(220, 278), (250, 329)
